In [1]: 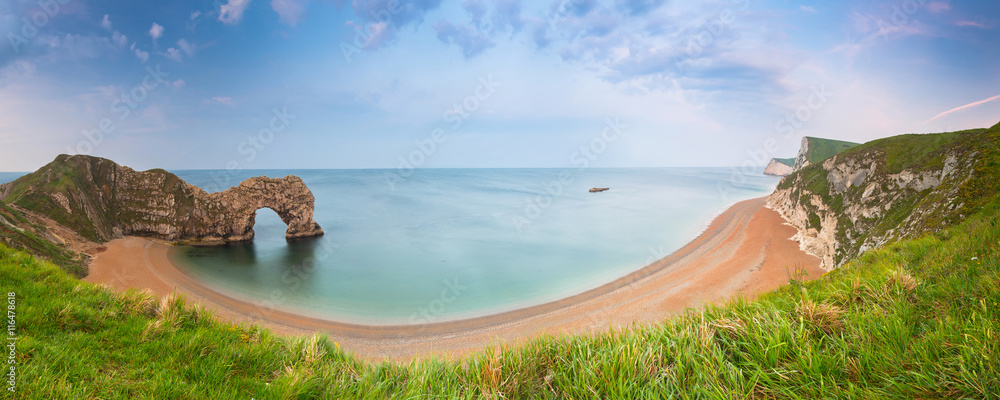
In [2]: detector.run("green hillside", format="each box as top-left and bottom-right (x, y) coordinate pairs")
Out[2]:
(802, 137), (860, 165)
(0, 203), (86, 277)
(774, 157), (795, 167)
(777, 126), (995, 267)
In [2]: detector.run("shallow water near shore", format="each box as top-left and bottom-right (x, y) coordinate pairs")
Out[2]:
(168, 168), (779, 325)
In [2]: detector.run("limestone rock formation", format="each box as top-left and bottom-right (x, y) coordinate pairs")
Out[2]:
(792, 137), (813, 171)
(763, 158), (794, 177)
(0, 155), (324, 245)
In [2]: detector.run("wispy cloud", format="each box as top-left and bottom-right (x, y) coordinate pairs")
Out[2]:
(924, 94), (1000, 123)
(134, 45), (150, 63)
(927, 2), (950, 14)
(165, 48), (183, 62)
(220, 0), (252, 25)
(956, 20), (987, 28)
(206, 96), (235, 106)
(177, 39), (197, 57)
(433, 21), (495, 58)
(271, 0), (307, 27)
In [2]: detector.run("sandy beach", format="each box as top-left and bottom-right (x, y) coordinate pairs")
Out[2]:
(86, 197), (822, 361)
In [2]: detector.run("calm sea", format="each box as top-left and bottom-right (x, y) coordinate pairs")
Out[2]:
(2, 168), (778, 325)
(167, 168), (779, 325)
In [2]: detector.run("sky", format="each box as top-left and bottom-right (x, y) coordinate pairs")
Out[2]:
(0, 0), (998, 171)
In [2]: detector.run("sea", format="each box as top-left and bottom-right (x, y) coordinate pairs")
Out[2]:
(0, 168), (780, 325)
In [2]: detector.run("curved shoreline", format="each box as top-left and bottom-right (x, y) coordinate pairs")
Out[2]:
(86, 197), (823, 361)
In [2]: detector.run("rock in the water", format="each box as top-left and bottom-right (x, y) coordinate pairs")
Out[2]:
(589, 187), (610, 193)
(0, 154), (324, 244)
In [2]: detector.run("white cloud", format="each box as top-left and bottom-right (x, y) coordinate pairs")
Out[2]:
(956, 20), (988, 28)
(171, 79), (186, 88)
(800, 5), (817, 13)
(177, 39), (197, 56)
(219, 0), (252, 25)
(924, 94), (1000, 124)
(101, 14), (113, 30)
(134, 47), (149, 62)
(149, 23), (164, 42)
(165, 47), (183, 62)
(111, 31), (128, 47)
(187, 11), (203, 30)
(271, 0), (307, 27)
(345, 20), (390, 49)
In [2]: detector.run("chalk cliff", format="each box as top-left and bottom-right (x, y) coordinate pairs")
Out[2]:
(768, 125), (997, 270)
(792, 137), (860, 171)
(0, 155), (324, 245)
(763, 158), (795, 177)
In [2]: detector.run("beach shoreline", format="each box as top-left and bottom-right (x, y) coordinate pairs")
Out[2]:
(86, 197), (823, 361)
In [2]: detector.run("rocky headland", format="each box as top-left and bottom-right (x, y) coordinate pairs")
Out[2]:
(0, 155), (323, 247)
(767, 125), (997, 270)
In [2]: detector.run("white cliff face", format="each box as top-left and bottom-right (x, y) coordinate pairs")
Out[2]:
(768, 146), (978, 271)
(763, 159), (795, 176)
(792, 137), (812, 171)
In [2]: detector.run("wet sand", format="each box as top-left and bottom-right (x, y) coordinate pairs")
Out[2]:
(86, 197), (823, 361)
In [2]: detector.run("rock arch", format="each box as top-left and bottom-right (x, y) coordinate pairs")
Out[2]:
(0, 155), (325, 245)
(196, 176), (325, 244)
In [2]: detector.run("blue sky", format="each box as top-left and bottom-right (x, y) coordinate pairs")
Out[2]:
(0, 0), (998, 171)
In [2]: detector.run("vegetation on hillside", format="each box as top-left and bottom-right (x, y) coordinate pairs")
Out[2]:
(802, 137), (860, 165)
(777, 124), (999, 267)
(2, 125), (999, 398)
(773, 158), (795, 167)
(4, 192), (1000, 398)
(0, 154), (202, 244)
(0, 202), (87, 277)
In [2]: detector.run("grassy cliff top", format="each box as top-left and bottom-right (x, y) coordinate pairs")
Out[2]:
(0, 154), (195, 244)
(774, 157), (796, 167)
(803, 137), (861, 164)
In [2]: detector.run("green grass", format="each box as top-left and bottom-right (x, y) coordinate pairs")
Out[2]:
(803, 137), (860, 165)
(4, 200), (1000, 398)
(777, 126), (1000, 266)
(774, 158), (795, 167)
(846, 132), (965, 174)
(0, 202), (86, 277)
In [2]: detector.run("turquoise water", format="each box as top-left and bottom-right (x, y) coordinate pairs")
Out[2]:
(163, 168), (776, 325)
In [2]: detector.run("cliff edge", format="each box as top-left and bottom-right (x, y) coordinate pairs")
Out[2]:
(792, 137), (860, 171)
(763, 158), (795, 176)
(768, 124), (1000, 270)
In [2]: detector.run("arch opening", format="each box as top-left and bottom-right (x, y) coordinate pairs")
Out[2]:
(251, 207), (288, 243)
